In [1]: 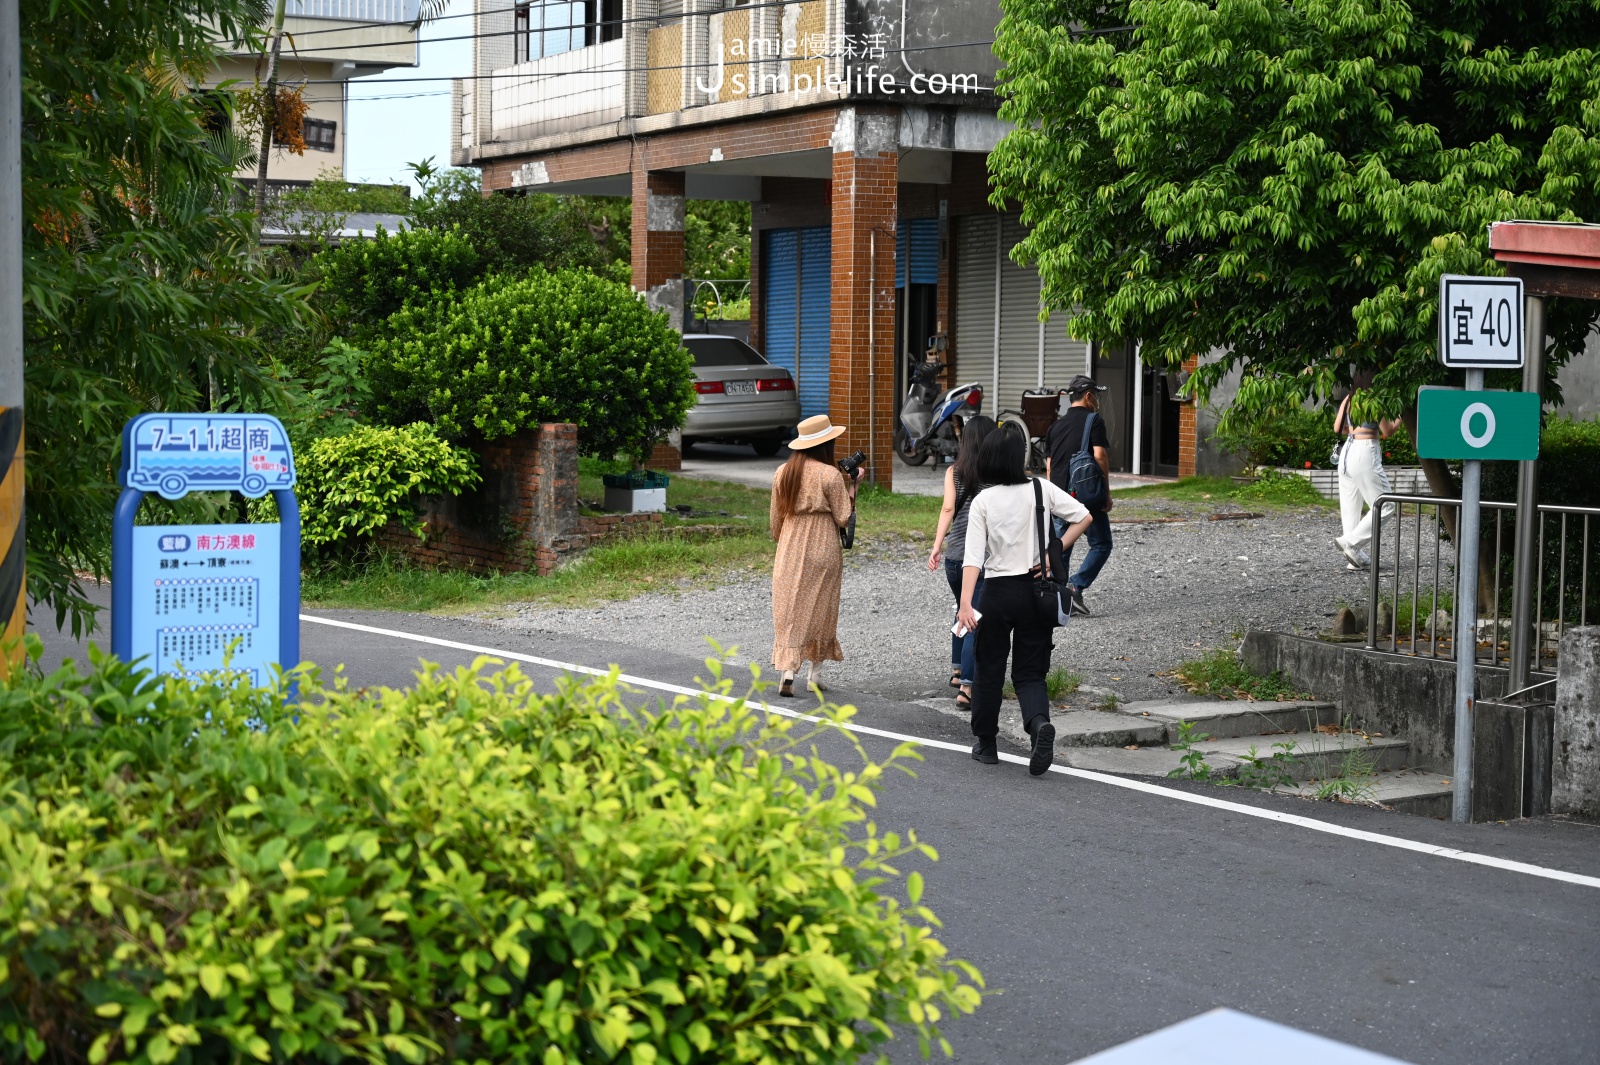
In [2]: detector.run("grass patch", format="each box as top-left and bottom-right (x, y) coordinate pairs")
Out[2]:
(1175, 648), (1313, 701)
(305, 474), (951, 615)
(303, 533), (775, 613)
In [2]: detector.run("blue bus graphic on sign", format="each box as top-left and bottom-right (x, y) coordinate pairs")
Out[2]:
(119, 414), (295, 500)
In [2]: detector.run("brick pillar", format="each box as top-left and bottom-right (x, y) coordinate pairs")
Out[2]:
(1178, 354), (1200, 478)
(829, 107), (899, 489)
(632, 162), (686, 467)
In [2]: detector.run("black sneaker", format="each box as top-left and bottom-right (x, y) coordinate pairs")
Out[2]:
(970, 738), (999, 765)
(1068, 585), (1089, 616)
(1028, 719), (1056, 776)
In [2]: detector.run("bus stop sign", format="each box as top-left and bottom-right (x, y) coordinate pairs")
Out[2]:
(1416, 387), (1540, 461)
(111, 413), (300, 685)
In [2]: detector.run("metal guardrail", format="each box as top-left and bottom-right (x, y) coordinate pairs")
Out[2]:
(1366, 493), (1600, 671)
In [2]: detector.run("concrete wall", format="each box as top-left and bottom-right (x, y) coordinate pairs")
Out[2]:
(1195, 354), (1245, 478)
(1553, 326), (1600, 421)
(1554, 626), (1600, 818)
(1241, 631), (1542, 770)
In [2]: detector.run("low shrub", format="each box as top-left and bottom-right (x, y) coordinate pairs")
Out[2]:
(0, 647), (980, 1064)
(251, 423), (480, 557)
(1175, 649), (1312, 702)
(1235, 469), (1324, 506)
(367, 269), (696, 461)
(1213, 405), (1337, 470)
(1483, 414), (1600, 508)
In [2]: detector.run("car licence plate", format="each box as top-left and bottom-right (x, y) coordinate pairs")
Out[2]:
(723, 379), (757, 396)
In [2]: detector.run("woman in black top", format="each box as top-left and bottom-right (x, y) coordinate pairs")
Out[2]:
(927, 415), (997, 709)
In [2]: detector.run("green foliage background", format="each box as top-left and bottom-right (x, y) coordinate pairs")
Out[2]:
(0, 650), (980, 1063)
(21, 0), (310, 635)
(990, 0), (1600, 424)
(248, 424), (480, 555)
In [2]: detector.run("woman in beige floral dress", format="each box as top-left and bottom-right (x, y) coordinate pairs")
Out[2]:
(770, 414), (859, 698)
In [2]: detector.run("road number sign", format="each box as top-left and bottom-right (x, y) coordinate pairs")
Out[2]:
(1438, 275), (1524, 369)
(1415, 387), (1540, 461)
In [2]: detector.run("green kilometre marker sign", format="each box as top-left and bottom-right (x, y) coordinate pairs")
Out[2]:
(1415, 387), (1541, 461)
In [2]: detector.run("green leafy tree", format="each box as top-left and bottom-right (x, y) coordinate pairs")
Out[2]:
(990, 0), (1600, 496)
(686, 200), (752, 280)
(405, 160), (616, 274)
(366, 270), (696, 461)
(22, 0), (310, 634)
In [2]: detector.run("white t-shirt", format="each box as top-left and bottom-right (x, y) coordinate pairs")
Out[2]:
(962, 478), (1091, 577)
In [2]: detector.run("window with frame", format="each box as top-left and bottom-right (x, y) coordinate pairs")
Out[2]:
(303, 117), (337, 152)
(513, 0), (621, 62)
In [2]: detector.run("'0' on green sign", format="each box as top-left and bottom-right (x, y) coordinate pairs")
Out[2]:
(1415, 388), (1541, 461)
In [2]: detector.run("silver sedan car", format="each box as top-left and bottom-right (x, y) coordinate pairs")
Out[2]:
(680, 334), (802, 456)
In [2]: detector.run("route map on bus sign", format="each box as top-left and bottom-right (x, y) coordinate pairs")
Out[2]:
(112, 412), (301, 689)
(127, 523), (282, 685)
(119, 413), (295, 500)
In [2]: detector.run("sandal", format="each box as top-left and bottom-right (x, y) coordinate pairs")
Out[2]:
(955, 688), (972, 711)
(949, 668), (963, 690)
(779, 678), (795, 698)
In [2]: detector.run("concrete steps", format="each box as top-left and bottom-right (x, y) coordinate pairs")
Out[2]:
(1050, 696), (1451, 816)
(1117, 698), (1342, 741)
(1185, 729), (1412, 781)
(963, 691), (1450, 817)
(1288, 767), (1454, 818)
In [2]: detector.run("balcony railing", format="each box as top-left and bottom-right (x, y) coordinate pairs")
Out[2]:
(286, 0), (421, 21)
(490, 39), (626, 142)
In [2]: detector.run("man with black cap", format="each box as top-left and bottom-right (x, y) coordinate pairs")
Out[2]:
(1045, 374), (1113, 615)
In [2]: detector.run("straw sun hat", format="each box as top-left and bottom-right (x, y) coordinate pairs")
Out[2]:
(788, 414), (846, 450)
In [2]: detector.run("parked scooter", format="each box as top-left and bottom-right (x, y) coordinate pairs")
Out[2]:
(895, 349), (984, 466)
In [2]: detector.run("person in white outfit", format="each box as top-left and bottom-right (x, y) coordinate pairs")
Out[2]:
(1332, 387), (1402, 570)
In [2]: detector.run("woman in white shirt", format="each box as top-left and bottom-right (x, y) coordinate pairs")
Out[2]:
(958, 430), (1094, 774)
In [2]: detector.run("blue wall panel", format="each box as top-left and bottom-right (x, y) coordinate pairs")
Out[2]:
(762, 228), (799, 384)
(796, 227), (832, 418)
(894, 219), (940, 288)
(762, 226), (831, 419)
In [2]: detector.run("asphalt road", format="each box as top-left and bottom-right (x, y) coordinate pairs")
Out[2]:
(32, 601), (1600, 1065)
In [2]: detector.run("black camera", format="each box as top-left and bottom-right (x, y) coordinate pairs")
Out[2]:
(837, 449), (867, 480)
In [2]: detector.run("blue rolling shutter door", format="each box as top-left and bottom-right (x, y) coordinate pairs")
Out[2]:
(796, 226), (831, 417)
(762, 228), (798, 386)
(762, 227), (831, 418)
(894, 219), (939, 287)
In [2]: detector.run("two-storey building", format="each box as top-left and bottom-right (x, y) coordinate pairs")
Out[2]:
(452, 0), (1200, 484)
(212, 0), (421, 193)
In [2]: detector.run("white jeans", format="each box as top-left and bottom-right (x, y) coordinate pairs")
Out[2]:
(1337, 438), (1394, 560)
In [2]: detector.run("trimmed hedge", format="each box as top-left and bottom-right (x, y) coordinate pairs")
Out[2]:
(0, 649), (979, 1064)
(366, 270), (695, 460)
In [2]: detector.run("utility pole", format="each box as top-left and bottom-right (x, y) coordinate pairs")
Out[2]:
(253, 0), (289, 217)
(0, 0), (26, 673)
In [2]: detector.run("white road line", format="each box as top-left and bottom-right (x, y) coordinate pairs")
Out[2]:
(303, 614), (1600, 891)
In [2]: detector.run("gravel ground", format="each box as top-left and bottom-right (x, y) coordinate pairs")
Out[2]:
(474, 506), (1378, 705)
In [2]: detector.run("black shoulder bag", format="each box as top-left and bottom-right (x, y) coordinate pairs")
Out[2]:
(1031, 479), (1073, 628)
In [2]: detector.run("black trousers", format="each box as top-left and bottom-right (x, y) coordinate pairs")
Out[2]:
(971, 574), (1054, 739)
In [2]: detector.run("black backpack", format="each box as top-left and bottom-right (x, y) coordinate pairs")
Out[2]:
(1065, 412), (1108, 511)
